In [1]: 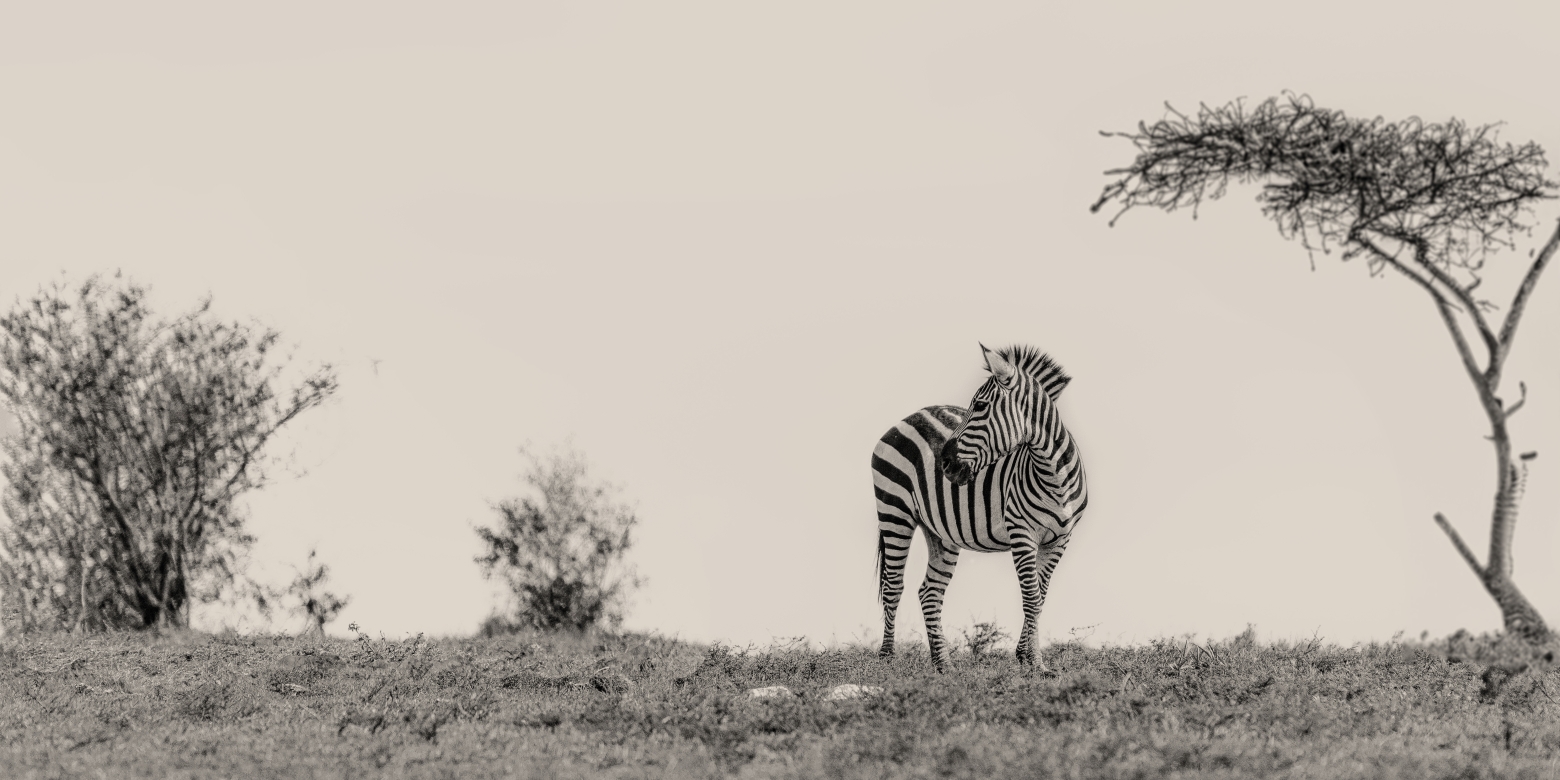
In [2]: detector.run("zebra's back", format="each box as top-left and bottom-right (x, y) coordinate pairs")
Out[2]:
(871, 406), (1010, 553)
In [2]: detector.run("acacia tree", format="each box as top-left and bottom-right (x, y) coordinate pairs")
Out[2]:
(0, 275), (338, 632)
(475, 446), (643, 632)
(1092, 94), (1559, 640)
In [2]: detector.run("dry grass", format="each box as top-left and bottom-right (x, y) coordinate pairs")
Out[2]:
(1, 626), (1557, 778)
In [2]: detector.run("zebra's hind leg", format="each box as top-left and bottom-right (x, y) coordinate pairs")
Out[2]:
(877, 515), (915, 658)
(917, 532), (961, 672)
(1011, 533), (1070, 671)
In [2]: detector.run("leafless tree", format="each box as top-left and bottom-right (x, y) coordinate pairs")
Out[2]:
(0, 274), (338, 632)
(1093, 94), (1559, 641)
(475, 445), (643, 632)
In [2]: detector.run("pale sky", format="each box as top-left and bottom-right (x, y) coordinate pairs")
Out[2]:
(1, 1), (1557, 648)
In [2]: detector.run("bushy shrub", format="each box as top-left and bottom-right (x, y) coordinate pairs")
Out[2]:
(0, 275), (337, 632)
(474, 445), (643, 632)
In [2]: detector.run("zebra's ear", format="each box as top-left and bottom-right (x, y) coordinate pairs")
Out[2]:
(981, 344), (1018, 387)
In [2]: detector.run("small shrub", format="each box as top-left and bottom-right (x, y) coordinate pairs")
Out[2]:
(679, 643), (745, 686)
(960, 621), (1010, 658)
(286, 549), (350, 635)
(474, 445), (644, 632)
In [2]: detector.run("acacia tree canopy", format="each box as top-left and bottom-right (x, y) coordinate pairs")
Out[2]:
(0, 275), (338, 632)
(1093, 94), (1556, 285)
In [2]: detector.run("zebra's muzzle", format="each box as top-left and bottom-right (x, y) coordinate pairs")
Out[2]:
(939, 441), (975, 485)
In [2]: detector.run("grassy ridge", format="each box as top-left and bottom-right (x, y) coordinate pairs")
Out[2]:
(1, 628), (1557, 778)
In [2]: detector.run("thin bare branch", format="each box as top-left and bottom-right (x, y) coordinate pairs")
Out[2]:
(1504, 381), (1527, 420)
(1352, 233), (1451, 304)
(1434, 513), (1486, 579)
(1352, 235), (1492, 399)
(1378, 228), (1500, 362)
(1491, 217), (1560, 386)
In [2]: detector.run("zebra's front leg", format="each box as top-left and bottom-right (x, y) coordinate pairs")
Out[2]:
(917, 533), (961, 672)
(1011, 534), (1069, 670)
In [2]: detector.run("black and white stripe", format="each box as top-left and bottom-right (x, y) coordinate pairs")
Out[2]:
(872, 344), (1088, 671)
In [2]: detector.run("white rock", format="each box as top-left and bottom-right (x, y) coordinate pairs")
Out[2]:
(746, 685), (795, 699)
(824, 684), (884, 701)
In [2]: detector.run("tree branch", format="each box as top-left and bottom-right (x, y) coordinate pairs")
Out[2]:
(1409, 241), (1500, 363)
(1367, 225), (1501, 359)
(1353, 234), (1446, 302)
(1434, 513), (1486, 579)
(1504, 381), (1527, 420)
(1353, 234), (1491, 397)
(1491, 217), (1560, 386)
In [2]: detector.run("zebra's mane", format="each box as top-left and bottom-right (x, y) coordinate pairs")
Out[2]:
(996, 344), (1071, 398)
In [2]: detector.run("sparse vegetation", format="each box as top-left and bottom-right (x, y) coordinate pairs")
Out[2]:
(1, 628), (1556, 778)
(475, 445), (643, 633)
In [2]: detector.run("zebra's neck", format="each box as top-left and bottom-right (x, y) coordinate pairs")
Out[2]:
(1020, 408), (1072, 463)
(1013, 424), (1083, 498)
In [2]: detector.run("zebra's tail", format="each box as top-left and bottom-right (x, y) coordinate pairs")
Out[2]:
(875, 529), (887, 604)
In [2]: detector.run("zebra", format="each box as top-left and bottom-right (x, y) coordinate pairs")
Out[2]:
(872, 343), (1088, 672)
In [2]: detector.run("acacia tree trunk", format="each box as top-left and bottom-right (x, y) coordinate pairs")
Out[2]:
(1485, 572), (1547, 639)
(1421, 220), (1560, 644)
(1437, 414), (1550, 641)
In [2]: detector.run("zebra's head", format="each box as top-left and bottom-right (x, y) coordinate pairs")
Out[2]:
(939, 344), (1067, 485)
